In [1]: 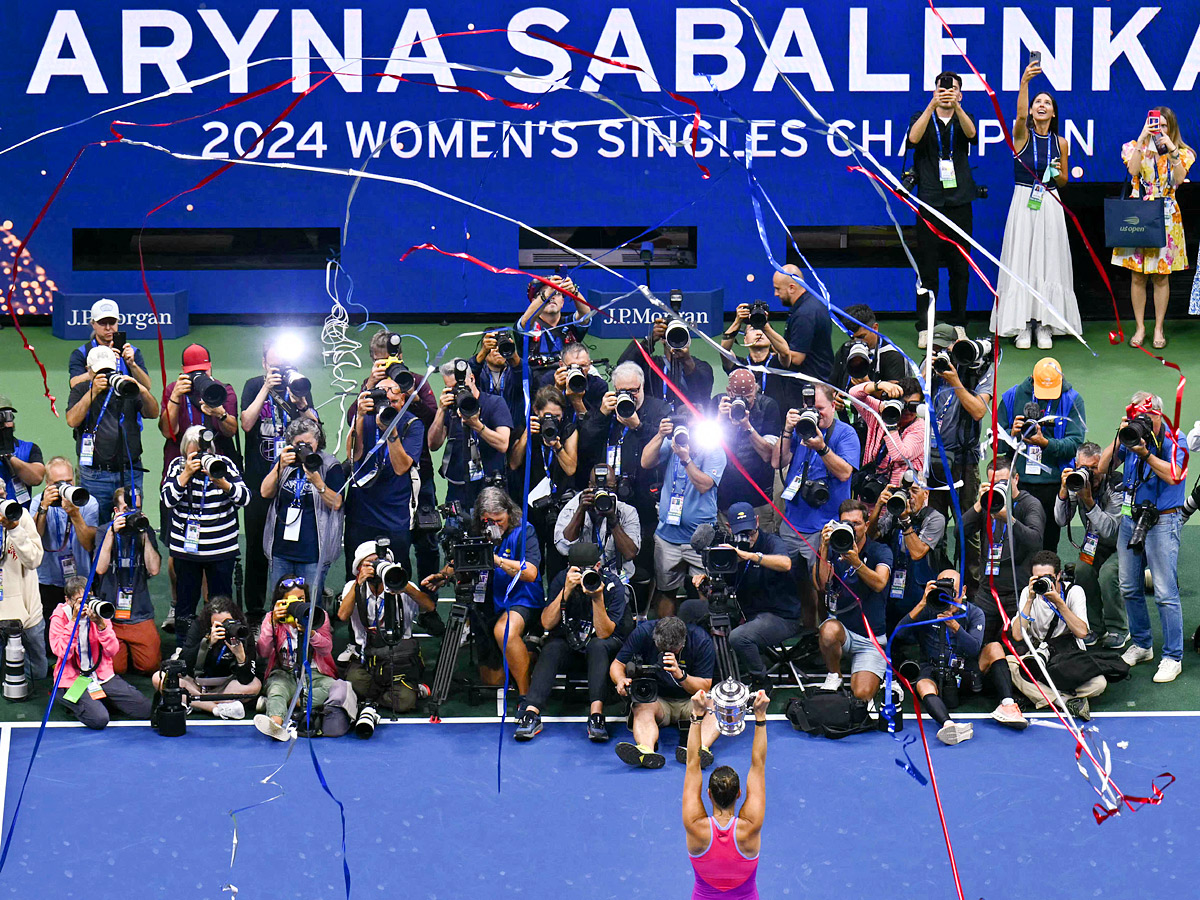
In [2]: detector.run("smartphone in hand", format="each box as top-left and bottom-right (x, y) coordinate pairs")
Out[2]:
(1029, 50), (1042, 66)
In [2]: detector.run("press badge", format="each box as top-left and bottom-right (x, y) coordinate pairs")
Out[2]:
(1080, 530), (1099, 566)
(667, 494), (685, 526)
(184, 520), (201, 554)
(1024, 445), (1045, 475)
(781, 474), (803, 502)
(59, 555), (77, 580)
(939, 159), (957, 189)
(468, 457), (484, 482)
(890, 568), (907, 600)
(87, 678), (107, 700)
(282, 506), (302, 542)
(1028, 181), (1046, 211)
(79, 434), (96, 467)
(273, 438), (286, 460)
(115, 588), (134, 621)
(607, 444), (620, 475)
(985, 540), (1004, 576)
(12, 482), (29, 506)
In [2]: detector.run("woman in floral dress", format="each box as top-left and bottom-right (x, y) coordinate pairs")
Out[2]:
(1111, 107), (1193, 349)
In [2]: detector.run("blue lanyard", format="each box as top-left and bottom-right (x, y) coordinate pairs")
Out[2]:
(541, 443), (556, 482)
(483, 366), (505, 395)
(188, 476), (210, 520)
(214, 644), (227, 664)
(89, 386), (117, 435)
(670, 454), (690, 496)
(290, 468), (308, 506)
(1032, 133), (1052, 177)
(758, 353), (773, 393)
(934, 118), (955, 160)
(114, 532), (139, 590)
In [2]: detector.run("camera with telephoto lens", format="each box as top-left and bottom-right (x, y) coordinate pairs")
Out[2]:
(827, 520), (856, 555)
(932, 350), (954, 375)
(794, 408), (821, 442)
(951, 338), (991, 368)
(374, 559), (410, 593)
(218, 619), (249, 641)
(540, 414), (560, 442)
(1065, 469), (1088, 494)
(580, 568), (604, 594)
(0, 500), (21, 522)
(1031, 575), (1055, 596)
(879, 397), (904, 428)
(107, 372), (140, 399)
(86, 597), (115, 620)
(986, 480), (1010, 514)
(1128, 503), (1160, 555)
(592, 488), (616, 515)
(728, 396), (747, 423)
(454, 388), (480, 420)
(188, 371), (229, 408)
(274, 365), (311, 396)
(615, 391), (637, 420)
(121, 511), (151, 533)
(154, 658), (189, 737)
(664, 318), (691, 351)
(283, 599), (328, 630)
(845, 341), (873, 380)
(200, 452), (228, 480)
(496, 331), (517, 359)
(624, 656), (665, 705)
(393, 368), (416, 394)
(49, 482), (90, 508)
(565, 365), (588, 395)
(748, 300), (770, 330)
(293, 444), (323, 473)
(1119, 414), (1154, 448)
(886, 489), (909, 517)
(671, 418), (690, 449)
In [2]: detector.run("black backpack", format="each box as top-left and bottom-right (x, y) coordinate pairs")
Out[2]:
(785, 685), (902, 739)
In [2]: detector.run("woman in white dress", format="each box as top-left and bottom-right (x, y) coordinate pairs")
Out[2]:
(991, 60), (1080, 350)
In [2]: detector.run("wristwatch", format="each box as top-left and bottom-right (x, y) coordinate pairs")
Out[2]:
(690, 712), (707, 723)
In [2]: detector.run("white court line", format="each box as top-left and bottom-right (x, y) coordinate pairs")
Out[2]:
(0, 726), (10, 825)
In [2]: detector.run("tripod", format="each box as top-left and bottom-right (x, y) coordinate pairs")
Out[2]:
(429, 575), (480, 718)
(705, 577), (742, 684)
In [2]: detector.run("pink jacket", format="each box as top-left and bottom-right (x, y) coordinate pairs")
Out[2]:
(256, 613), (337, 679)
(49, 603), (119, 685)
(850, 384), (927, 486)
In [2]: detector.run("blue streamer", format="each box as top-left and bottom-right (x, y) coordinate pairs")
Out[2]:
(303, 653), (352, 898)
(894, 733), (929, 786)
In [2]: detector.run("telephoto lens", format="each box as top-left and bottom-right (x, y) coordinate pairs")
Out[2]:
(189, 371), (229, 407)
(614, 391), (637, 419)
(375, 560), (410, 593)
(987, 480), (1009, 514)
(394, 369), (416, 393)
(845, 341), (872, 380)
(565, 365), (588, 395)
(828, 521), (856, 554)
(951, 337), (991, 367)
(1119, 415), (1153, 448)
(296, 445), (323, 472)
(109, 373), (140, 398)
(672, 424), (690, 448)
(0, 500), (21, 522)
(86, 598), (116, 620)
(932, 351), (954, 375)
(201, 454), (228, 480)
(592, 489), (616, 514)
(1065, 470), (1087, 493)
(795, 408), (821, 441)
(355, 704), (381, 739)
(456, 389), (480, 419)
(282, 367), (312, 395)
(886, 490), (908, 517)
(580, 569), (604, 593)
(879, 398), (904, 428)
(377, 405), (398, 430)
(664, 319), (691, 351)
(58, 483), (91, 507)
(1031, 575), (1054, 595)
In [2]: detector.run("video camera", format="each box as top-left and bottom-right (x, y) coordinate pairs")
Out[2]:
(154, 658), (189, 737)
(624, 656), (665, 704)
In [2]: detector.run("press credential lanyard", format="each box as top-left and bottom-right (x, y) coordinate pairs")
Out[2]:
(79, 386), (117, 468)
(282, 468), (307, 543)
(666, 454), (689, 526)
(1028, 133), (1055, 211)
(935, 119), (957, 189)
(185, 476), (208, 554)
(113, 531), (139, 621)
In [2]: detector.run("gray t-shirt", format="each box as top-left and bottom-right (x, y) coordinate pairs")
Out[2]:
(553, 494), (642, 579)
(931, 364), (995, 464)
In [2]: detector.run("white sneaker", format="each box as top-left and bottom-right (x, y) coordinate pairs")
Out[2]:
(1153, 659), (1182, 683)
(820, 672), (843, 691)
(1036, 324), (1053, 349)
(917, 330), (929, 350)
(1121, 644), (1155, 667)
(936, 721), (973, 746)
(254, 713), (296, 741)
(1014, 326), (1032, 349)
(214, 700), (246, 720)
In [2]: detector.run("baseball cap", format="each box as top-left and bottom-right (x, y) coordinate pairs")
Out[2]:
(0, 395), (15, 412)
(1033, 357), (1063, 400)
(90, 298), (120, 322)
(181, 343), (212, 374)
(727, 502), (758, 534)
(86, 345), (118, 372)
(352, 541), (382, 574)
(727, 369), (756, 397)
(930, 323), (958, 349)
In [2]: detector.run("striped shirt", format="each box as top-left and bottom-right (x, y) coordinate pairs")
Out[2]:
(161, 454), (250, 560)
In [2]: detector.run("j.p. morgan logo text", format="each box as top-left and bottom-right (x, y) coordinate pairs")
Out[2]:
(67, 310), (173, 330)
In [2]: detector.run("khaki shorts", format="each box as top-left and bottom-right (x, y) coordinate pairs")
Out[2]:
(653, 534), (705, 593)
(628, 695), (693, 727)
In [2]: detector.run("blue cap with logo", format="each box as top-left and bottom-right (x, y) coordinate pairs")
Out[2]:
(727, 502), (758, 534)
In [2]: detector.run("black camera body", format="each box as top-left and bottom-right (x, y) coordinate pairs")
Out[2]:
(747, 300), (770, 330)
(827, 520), (856, 555)
(540, 413), (560, 442)
(624, 656), (664, 705)
(154, 658), (189, 737)
(926, 576), (958, 612)
(188, 371), (229, 408)
(1119, 414), (1154, 449)
(592, 488), (617, 514)
(800, 477), (831, 509)
(1128, 503), (1160, 555)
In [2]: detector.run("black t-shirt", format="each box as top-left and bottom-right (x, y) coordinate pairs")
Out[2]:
(733, 532), (800, 620)
(616, 620), (716, 700)
(273, 461), (348, 563)
(241, 377), (318, 490)
(716, 394), (781, 510)
(443, 392), (513, 508)
(908, 110), (979, 208)
(521, 418), (577, 495)
(67, 383), (146, 467)
(829, 341), (912, 393)
(578, 396), (672, 520)
(783, 292), (834, 402)
(721, 351), (791, 415)
(546, 568), (629, 639)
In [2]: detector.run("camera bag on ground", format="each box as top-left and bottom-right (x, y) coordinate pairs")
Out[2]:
(785, 684), (901, 739)
(1024, 636), (1130, 692)
(365, 638), (424, 712)
(291, 678), (358, 737)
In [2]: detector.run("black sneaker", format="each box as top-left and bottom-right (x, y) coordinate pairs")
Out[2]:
(418, 609), (446, 637)
(514, 710), (542, 741)
(587, 713), (609, 742)
(615, 741), (666, 769)
(1066, 697), (1092, 722)
(674, 744), (715, 769)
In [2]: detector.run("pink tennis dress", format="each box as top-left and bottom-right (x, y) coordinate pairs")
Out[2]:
(689, 816), (759, 899)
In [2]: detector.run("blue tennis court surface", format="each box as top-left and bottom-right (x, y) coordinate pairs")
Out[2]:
(0, 716), (1195, 899)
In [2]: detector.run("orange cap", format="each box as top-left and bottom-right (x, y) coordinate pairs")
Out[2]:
(1032, 357), (1063, 399)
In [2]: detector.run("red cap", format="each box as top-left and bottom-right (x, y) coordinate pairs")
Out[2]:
(181, 343), (212, 374)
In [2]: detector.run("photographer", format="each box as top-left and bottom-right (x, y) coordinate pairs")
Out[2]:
(33, 457), (98, 644)
(50, 575), (151, 729)
(516, 274), (592, 362)
(907, 72), (979, 344)
(774, 384), (861, 623)
(93, 488), (161, 676)
(719, 320), (790, 414)
(555, 463), (641, 579)
(538, 342), (608, 420)
(611, 616), (717, 770)
(428, 360), (512, 511)
(762, 264), (834, 407)
(682, 504), (796, 693)
(67, 298), (152, 391)
(998, 357), (1086, 553)
(1005, 551), (1105, 718)
(472, 328), (525, 427)
(1099, 391), (1186, 683)
(1054, 442), (1126, 648)
(515, 542), (628, 742)
(901, 570), (984, 746)
(263, 417), (345, 608)
(254, 575), (337, 741)
(813, 499), (893, 700)
(643, 410), (726, 618)
(867, 480), (947, 633)
(830, 305), (914, 445)
(339, 542), (436, 715)
(715, 370), (781, 527)
(848, 377), (927, 496)
(240, 337), (318, 619)
(0, 395), (46, 508)
(162, 424), (250, 646)
(65, 345), (160, 523)
(0, 494), (46, 680)
(618, 316), (714, 410)
(163, 595), (260, 718)
(420, 487), (542, 698)
(159, 344), (239, 466)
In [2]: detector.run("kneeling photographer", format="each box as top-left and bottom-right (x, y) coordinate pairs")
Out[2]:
(515, 542), (629, 743)
(899, 571), (984, 746)
(848, 377), (927, 502)
(339, 541), (434, 728)
(1099, 392), (1186, 684)
(681, 504), (796, 693)
(610, 616), (717, 770)
(1005, 550), (1105, 719)
(50, 576), (152, 729)
(94, 488), (162, 676)
(158, 595), (260, 719)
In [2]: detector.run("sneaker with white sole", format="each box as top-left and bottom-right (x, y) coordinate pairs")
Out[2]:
(1035, 324), (1053, 349)
(213, 700), (245, 720)
(820, 672), (843, 691)
(990, 701), (1028, 729)
(917, 330), (929, 350)
(936, 721), (973, 746)
(1100, 631), (1129, 650)
(1153, 659), (1182, 683)
(253, 714), (296, 741)
(1014, 326), (1032, 349)
(1121, 644), (1155, 667)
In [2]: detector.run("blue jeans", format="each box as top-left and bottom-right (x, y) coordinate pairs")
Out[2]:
(268, 558), (332, 610)
(1117, 511), (1183, 661)
(79, 466), (144, 524)
(22, 620), (48, 682)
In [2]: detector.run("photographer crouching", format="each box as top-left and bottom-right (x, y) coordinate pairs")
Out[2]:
(867, 478), (947, 634)
(681, 504), (796, 694)
(158, 596), (259, 718)
(610, 616), (717, 770)
(515, 542), (629, 743)
(1099, 392), (1187, 683)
